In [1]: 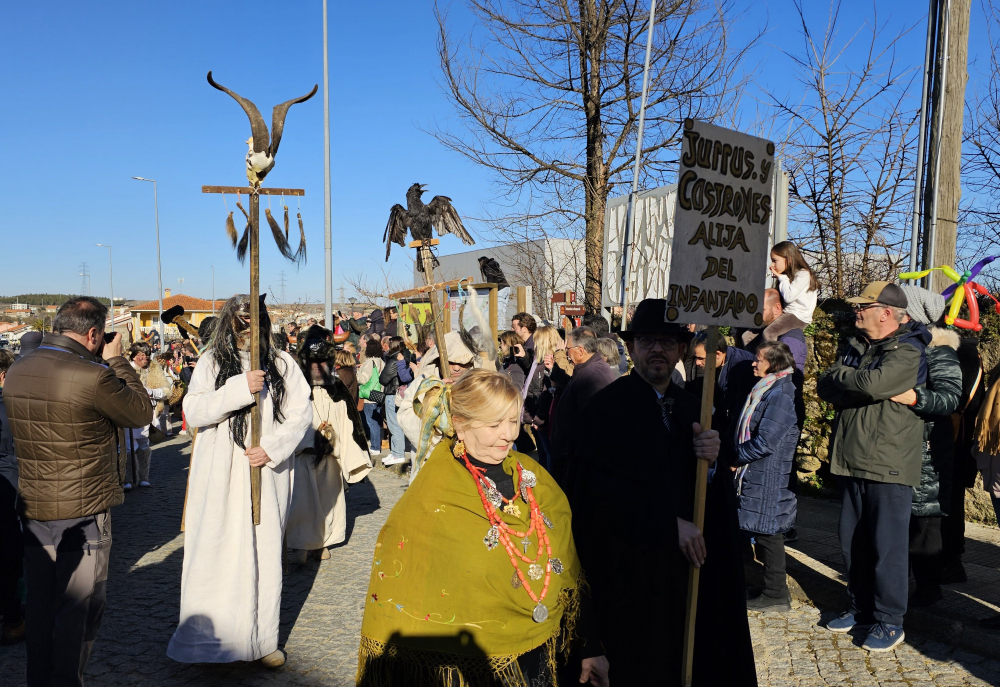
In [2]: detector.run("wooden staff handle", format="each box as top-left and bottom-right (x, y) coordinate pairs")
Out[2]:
(682, 325), (719, 686)
(249, 192), (262, 526)
(417, 244), (450, 373)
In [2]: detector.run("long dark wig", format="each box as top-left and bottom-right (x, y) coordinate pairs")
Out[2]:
(211, 294), (287, 449)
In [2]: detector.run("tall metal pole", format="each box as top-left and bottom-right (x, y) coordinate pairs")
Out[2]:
(132, 176), (165, 351)
(322, 0), (334, 331)
(908, 0), (938, 282)
(211, 265), (215, 315)
(617, 0), (657, 326)
(925, 0), (950, 284)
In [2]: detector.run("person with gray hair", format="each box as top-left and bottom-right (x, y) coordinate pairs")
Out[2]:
(548, 326), (616, 488)
(818, 281), (931, 651)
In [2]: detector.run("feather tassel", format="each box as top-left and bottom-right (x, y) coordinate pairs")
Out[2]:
(236, 224), (250, 264)
(296, 211), (307, 264)
(225, 212), (237, 248)
(266, 208), (296, 260)
(283, 205), (289, 241)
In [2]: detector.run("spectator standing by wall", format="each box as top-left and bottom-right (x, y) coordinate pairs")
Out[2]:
(4, 297), (152, 686)
(818, 282), (929, 652)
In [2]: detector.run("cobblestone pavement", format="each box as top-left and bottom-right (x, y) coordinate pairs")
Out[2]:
(2, 436), (1000, 686)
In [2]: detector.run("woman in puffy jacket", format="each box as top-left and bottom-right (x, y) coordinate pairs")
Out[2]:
(894, 287), (962, 608)
(733, 340), (799, 612)
(379, 337), (409, 467)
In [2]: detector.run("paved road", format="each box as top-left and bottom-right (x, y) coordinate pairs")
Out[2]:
(2, 436), (999, 686)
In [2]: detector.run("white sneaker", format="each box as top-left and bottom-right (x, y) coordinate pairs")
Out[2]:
(382, 454), (407, 466)
(123, 483), (133, 492)
(369, 448), (381, 456)
(139, 481), (151, 488)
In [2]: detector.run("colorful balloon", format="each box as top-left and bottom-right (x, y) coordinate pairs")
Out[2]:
(899, 260), (999, 331)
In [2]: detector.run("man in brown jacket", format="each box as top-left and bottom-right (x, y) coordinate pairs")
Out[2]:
(3, 296), (152, 687)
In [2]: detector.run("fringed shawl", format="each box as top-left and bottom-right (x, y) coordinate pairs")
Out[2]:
(975, 376), (1000, 455)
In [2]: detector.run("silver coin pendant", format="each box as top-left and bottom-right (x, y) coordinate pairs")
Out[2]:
(532, 603), (549, 623)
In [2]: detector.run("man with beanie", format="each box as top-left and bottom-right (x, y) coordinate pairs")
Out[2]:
(818, 282), (930, 651)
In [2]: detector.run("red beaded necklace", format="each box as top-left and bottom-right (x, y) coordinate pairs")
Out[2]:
(458, 446), (560, 623)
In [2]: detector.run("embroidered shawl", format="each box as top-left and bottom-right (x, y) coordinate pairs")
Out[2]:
(356, 440), (582, 686)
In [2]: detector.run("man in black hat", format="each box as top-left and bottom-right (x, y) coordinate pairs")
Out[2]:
(568, 298), (756, 685)
(818, 281), (929, 651)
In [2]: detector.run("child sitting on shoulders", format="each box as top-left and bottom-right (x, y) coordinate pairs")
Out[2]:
(766, 241), (818, 341)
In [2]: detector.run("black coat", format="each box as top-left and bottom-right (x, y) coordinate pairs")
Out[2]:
(549, 354), (616, 489)
(569, 374), (757, 686)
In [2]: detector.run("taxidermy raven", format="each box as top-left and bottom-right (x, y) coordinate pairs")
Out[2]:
(207, 71), (317, 189)
(384, 184), (474, 265)
(478, 256), (509, 290)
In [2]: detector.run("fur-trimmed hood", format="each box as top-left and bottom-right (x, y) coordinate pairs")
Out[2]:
(927, 326), (960, 351)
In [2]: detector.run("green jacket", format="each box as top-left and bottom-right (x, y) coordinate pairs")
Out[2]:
(817, 324), (930, 487)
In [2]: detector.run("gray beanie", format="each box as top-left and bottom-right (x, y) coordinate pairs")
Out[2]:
(899, 284), (946, 325)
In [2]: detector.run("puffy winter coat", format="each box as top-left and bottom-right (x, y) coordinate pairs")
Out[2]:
(4, 333), (153, 520)
(911, 327), (961, 517)
(733, 374), (799, 535)
(818, 323), (930, 487)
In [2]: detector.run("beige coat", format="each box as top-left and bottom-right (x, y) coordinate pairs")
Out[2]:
(286, 387), (373, 549)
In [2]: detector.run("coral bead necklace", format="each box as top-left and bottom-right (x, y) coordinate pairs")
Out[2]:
(456, 443), (562, 623)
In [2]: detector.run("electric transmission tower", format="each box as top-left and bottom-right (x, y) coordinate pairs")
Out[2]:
(79, 263), (90, 296)
(338, 283), (346, 307)
(278, 271), (288, 305)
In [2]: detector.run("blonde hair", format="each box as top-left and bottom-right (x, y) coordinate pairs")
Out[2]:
(450, 369), (522, 431)
(334, 349), (356, 368)
(533, 325), (561, 359)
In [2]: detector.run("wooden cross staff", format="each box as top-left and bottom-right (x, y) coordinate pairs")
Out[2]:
(410, 238), (450, 373)
(202, 184), (305, 525)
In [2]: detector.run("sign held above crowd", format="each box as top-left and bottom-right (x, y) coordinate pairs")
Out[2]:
(666, 118), (774, 328)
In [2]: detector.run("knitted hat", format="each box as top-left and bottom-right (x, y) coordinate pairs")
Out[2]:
(899, 284), (946, 325)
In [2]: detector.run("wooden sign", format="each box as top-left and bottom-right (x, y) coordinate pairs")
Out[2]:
(666, 119), (774, 328)
(560, 304), (585, 316)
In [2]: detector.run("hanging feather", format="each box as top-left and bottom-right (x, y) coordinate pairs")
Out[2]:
(295, 211), (307, 264)
(236, 225), (250, 264)
(266, 208), (296, 260)
(225, 212), (237, 248)
(236, 201), (250, 221)
(283, 205), (290, 241)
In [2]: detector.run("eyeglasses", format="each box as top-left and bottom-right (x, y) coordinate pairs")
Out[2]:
(851, 303), (882, 313)
(634, 336), (680, 351)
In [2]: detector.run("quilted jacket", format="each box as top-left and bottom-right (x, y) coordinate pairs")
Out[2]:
(3, 333), (152, 520)
(733, 374), (799, 535)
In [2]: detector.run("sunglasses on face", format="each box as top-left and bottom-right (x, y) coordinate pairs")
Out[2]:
(851, 303), (882, 313)
(634, 336), (680, 351)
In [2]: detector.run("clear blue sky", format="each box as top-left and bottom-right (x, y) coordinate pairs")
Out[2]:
(0, 1), (990, 304)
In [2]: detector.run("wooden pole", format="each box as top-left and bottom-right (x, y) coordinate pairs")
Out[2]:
(923, 0), (971, 292)
(249, 192), (263, 526)
(412, 240), (450, 373)
(682, 325), (719, 686)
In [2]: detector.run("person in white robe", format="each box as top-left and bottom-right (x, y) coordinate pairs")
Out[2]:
(167, 295), (312, 667)
(286, 342), (373, 563)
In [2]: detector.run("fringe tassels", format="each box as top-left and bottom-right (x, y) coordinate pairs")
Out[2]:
(295, 211), (307, 264)
(266, 207), (297, 261)
(225, 212), (237, 248)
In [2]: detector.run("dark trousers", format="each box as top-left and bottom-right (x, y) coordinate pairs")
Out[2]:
(909, 515), (943, 592)
(838, 477), (912, 626)
(940, 477), (967, 568)
(749, 532), (788, 597)
(22, 512), (112, 687)
(0, 476), (23, 624)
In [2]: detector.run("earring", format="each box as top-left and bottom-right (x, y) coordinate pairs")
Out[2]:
(452, 440), (466, 458)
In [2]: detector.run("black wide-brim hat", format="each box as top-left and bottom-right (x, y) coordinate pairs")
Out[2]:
(619, 298), (694, 342)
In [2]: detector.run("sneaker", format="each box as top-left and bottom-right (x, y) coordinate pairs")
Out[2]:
(260, 649), (286, 668)
(826, 612), (863, 633)
(862, 622), (905, 652)
(369, 448), (382, 457)
(123, 483), (133, 493)
(747, 591), (791, 612)
(382, 454), (407, 466)
(909, 586), (943, 608)
(138, 481), (151, 488)
(178, 429), (188, 436)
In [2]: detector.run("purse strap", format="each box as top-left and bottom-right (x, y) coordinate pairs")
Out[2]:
(521, 361), (538, 399)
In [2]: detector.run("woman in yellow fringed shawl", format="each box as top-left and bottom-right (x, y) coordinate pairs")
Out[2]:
(357, 370), (608, 687)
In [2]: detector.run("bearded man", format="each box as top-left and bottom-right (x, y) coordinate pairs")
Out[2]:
(167, 295), (312, 668)
(568, 298), (756, 685)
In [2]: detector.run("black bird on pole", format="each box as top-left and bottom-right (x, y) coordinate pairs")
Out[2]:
(384, 183), (474, 268)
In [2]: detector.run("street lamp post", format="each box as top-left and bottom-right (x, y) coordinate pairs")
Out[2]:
(96, 244), (114, 334)
(132, 177), (165, 351)
(211, 265), (215, 315)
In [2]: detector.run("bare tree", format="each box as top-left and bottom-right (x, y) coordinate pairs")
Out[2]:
(432, 0), (757, 313)
(346, 261), (413, 308)
(771, 1), (916, 298)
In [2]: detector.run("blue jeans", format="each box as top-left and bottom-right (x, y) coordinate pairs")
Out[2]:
(385, 395), (405, 459)
(536, 429), (552, 472)
(362, 402), (382, 452)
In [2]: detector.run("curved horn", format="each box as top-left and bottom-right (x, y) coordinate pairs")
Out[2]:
(269, 84), (318, 157)
(207, 71), (270, 153)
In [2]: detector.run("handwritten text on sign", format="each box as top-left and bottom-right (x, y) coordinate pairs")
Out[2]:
(666, 119), (774, 328)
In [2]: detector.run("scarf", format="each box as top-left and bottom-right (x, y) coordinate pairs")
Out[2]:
(976, 376), (1000, 455)
(737, 368), (793, 444)
(357, 440), (583, 686)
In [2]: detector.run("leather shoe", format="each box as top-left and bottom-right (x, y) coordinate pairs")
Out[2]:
(261, 649), (286, 668)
